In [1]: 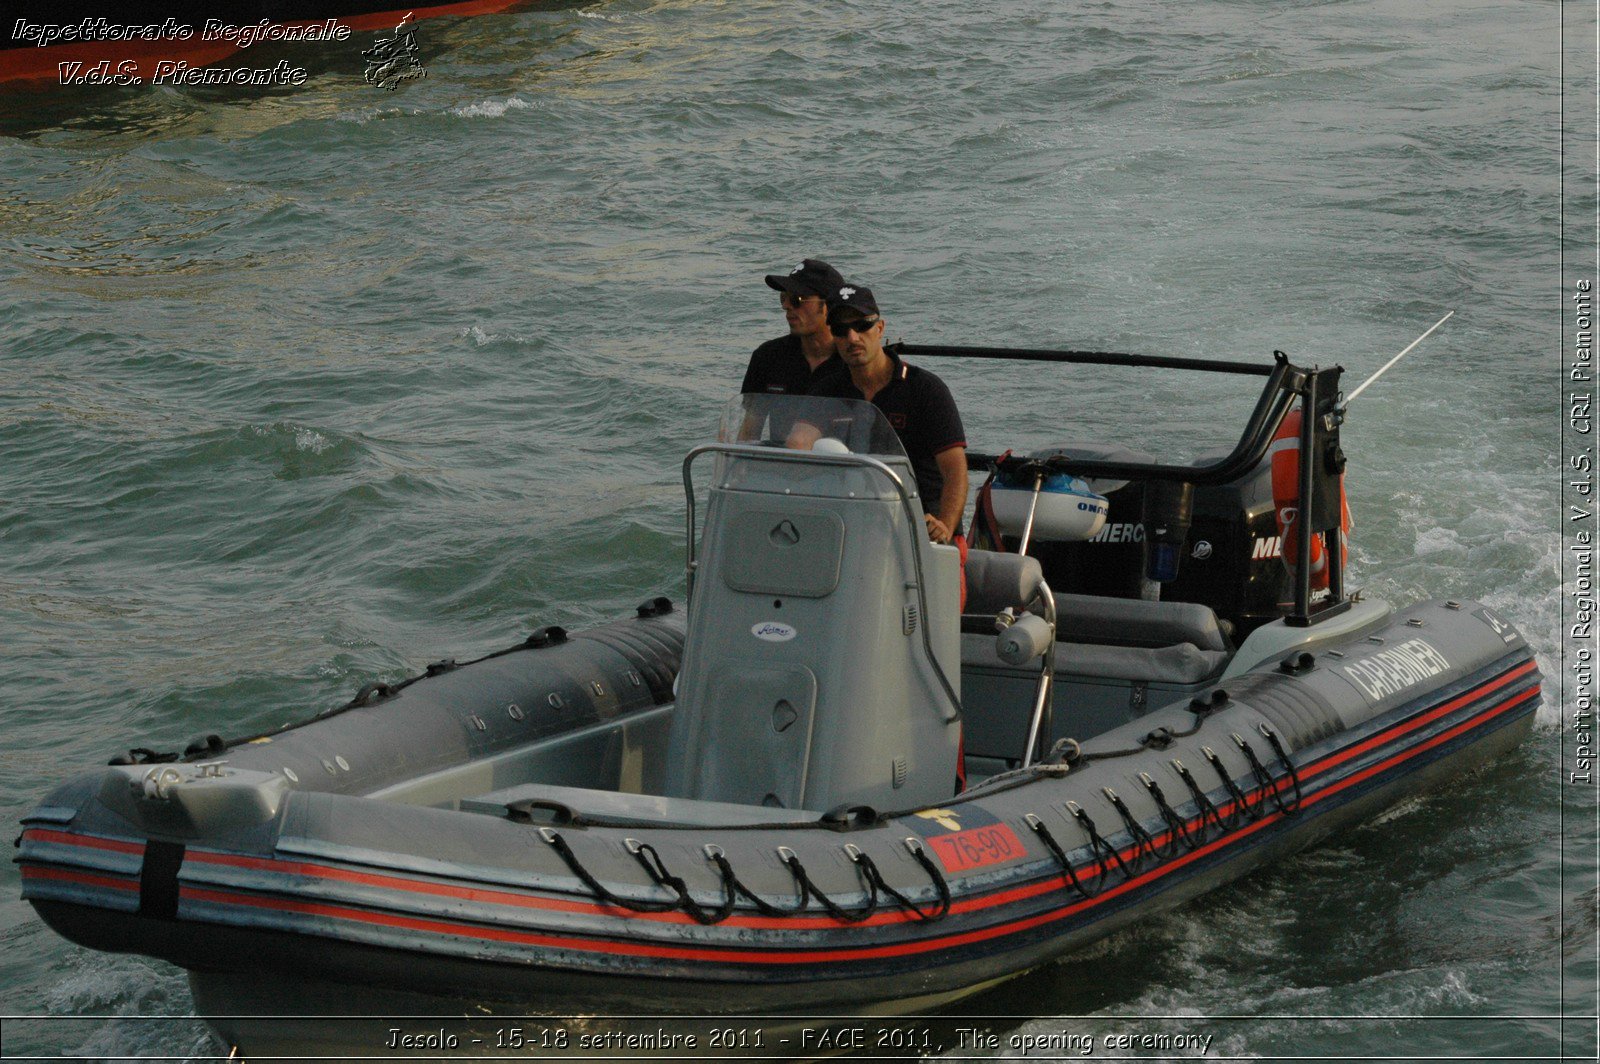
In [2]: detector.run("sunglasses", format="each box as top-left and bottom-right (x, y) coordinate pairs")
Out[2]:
(779, 292), (820, 308)
(828, 316), (880, 337)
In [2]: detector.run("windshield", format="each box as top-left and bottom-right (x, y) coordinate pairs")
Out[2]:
(718, 394), (910, 461)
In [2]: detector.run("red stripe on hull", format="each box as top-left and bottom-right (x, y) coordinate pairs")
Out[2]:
(22, 828), (146, 856)
(186, 849), (926, 931)
(170, 679), (1539, 967)
(21, 865), (141, 893)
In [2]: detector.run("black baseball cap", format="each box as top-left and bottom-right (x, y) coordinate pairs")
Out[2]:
(827, 283), (880, 320)
(765, 259), (845, 299)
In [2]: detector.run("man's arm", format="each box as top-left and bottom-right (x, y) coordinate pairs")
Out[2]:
(737, 346), (769, 440)
(926, 446), (968, 544)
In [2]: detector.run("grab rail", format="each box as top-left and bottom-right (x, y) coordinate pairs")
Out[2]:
(682, 444), (963, 723)
(899, 344), (1299, 486)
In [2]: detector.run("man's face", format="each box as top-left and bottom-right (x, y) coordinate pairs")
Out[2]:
(832, 316), (884, 366)
(781, 291), (828, 336)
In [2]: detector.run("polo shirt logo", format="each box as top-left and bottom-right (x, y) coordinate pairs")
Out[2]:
(889, 412), (908, 429)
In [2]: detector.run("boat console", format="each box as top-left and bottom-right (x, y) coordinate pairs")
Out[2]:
(661, 397), (967, 811)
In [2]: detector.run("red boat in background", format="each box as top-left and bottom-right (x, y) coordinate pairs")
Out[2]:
(1, 0), (524, 85)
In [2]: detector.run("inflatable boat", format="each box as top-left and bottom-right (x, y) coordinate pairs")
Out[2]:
(0, 0), (522, 86)
(18, 346), (1541, 1056)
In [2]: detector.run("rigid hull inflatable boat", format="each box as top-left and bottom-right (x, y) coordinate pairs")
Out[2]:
(19, 347), (1541, 1055)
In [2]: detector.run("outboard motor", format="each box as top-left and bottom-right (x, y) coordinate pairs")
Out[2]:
(1006, 444), (1290, 638)
(660, 397), (963, 812)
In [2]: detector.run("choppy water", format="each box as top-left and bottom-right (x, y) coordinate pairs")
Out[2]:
(0, 0), (1590, 1059)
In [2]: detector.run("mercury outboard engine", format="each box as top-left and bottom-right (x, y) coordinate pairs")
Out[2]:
(1000, 445), (1290, 638)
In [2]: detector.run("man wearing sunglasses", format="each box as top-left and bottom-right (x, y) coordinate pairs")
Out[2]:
(803, 285), (968, 546)
(740, 258), (847, 397)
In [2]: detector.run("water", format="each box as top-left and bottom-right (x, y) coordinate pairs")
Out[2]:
(0, 0), (1589, 1058)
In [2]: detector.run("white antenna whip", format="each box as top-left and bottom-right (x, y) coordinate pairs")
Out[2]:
(1340, 310), (1454, 409)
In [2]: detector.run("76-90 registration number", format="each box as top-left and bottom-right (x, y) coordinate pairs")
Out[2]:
(925, 824), (1025, 872)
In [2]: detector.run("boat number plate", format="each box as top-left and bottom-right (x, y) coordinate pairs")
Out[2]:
(925, 824), (1025, 873)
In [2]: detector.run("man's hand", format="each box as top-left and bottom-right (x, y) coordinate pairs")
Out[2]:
(784, 422), (823, 449)
(932, 446), (969, 545)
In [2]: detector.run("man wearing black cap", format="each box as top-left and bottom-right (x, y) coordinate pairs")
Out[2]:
(741, 259), (847, 397)
(803, 285), (969, 545)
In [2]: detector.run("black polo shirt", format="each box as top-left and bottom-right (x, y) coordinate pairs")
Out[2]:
(740, 334), (844, 396)
(811, 353), (966, 516)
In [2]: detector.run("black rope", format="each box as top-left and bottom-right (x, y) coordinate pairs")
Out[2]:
(854, 842), (951, 923)
(1140, 774), (1198, 854)
(539, 827), (947, 927)
(1202, 746), (1260, 824)
(1238, 727), (1303, 817)
(1068, 802), (1136, 882)
(1260, 725), (1305, 815)
(1144, 688), (1234, 747)
(1076, 743), (1151, 765)
(1233, 733), (1288, 818)
(1103, 788), (1161, 868)
(1171, 758), (1233, 835)
(776, 847), (878, 924)
(108, 747), (180, 766)
(1025, 814), (1103, 900)
(706, 848), (811, 918)
(538, 829), (680, 914)
(628, 840), (737, 925)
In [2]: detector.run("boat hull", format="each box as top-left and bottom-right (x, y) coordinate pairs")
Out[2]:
(20, 600), (1541, 1052)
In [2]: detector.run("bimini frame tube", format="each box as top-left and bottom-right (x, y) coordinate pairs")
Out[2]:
(1020, 580), (1058, 768)
(894, 342), (1350, 624)
(898, 344), (1297, 487)
(1294, 369), (1319, 623)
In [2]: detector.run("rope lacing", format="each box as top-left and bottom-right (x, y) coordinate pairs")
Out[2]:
(1019, 714), (1304, 907)
(537, 830), (949, 926)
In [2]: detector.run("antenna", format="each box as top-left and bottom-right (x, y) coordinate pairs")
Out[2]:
(1340, 311), (1454, 410)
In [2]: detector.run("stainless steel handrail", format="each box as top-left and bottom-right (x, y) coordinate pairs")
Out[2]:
(1020, 580), (1058, 768)
(682, 443), (963, 723)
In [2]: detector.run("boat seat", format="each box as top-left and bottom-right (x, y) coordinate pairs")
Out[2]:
(960, 633), (1229, 686)
(461, 782), (821, 827)
(961, 590), (1232, 653)
(964, 549), (1044, 614)
(1053, 593), (1231, 651)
